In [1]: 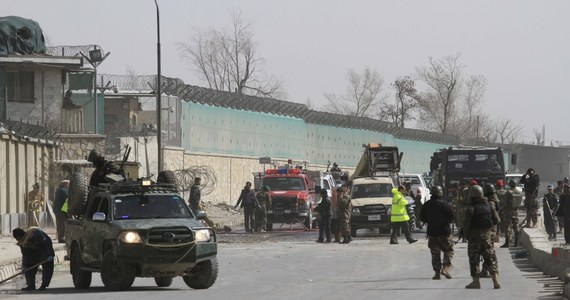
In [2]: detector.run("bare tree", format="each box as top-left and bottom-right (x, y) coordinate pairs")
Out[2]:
(416, 54), (488, 141)
(323, 67), (385, 117)
(416, 54), (462, 135)
(378, 76), (420, 128)
(178, 10), (284, 98)
(495, 118), (524, 144)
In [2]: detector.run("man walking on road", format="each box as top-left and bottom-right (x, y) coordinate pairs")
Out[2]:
(235, 182), (256, 233)
(501, 180), (522, 248)
(315, 189), (332, 243)
(463, 185), (501, 289)
(420, 185), (455, 280)
(390, 185), (417, 245)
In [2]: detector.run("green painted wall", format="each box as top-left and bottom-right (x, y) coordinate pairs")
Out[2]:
(180, 102), (451, 174)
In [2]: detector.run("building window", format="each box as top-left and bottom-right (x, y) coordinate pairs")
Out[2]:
(7, 71), (35, 103)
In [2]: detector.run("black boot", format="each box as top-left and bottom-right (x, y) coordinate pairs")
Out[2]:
(514, 238), (519, 247)
(500, 241), (509, 248)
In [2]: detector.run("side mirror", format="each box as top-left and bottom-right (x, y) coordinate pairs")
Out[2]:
(195, 210), (207, 220)
(93, 212), (106, 221)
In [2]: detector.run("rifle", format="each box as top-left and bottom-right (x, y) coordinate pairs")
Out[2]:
(117, 145), (131, 180)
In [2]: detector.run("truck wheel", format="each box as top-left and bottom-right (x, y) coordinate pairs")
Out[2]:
(303, 211), (312, 230)
(183, 257), (218, 289)
(101, 251), (136, 291)
(266, 222), (273, 231)
(71, 245), (92, 289)
(351, 226), (357, 237)
(68, 172), (88, 216)
(154, 277), (173, 287)
(157, 170), (178, 185)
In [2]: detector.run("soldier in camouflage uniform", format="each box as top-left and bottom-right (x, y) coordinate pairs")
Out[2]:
(500, 180), (522, 248)
(337, 184), (353, 244)
(463, 185), (501, 289)
(520, 168), (540, 228)
(254, 186), (272, 232)
(420, 185), (455, 280)
(495, 180), (507, 236)
(479, 183), (501, 278)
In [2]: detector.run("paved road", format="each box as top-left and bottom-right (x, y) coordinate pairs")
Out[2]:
(0, 226), (565, 299)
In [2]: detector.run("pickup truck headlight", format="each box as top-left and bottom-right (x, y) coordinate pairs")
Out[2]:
(386, 206), (392, 215)
(119, 231), (143, 244)
(352, 207), (361, 216)
(195, 229), (211, 242)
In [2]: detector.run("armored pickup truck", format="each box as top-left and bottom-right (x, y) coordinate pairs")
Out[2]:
(65, 171), (218, 291)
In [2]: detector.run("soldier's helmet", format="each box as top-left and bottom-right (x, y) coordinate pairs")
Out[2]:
(508, 180), (517, 188)
(483, 183), (496, 196)
(430, 185), (443, 198)
(469, 185), (484, 198)
(333, 162), (338, 167)
(87, 149), (103, 163)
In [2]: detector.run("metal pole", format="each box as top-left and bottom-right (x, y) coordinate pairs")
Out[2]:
(154, 0), (162, 172)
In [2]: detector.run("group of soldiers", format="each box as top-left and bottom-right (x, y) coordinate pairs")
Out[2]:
(422, 175), (529, 290)
(234, 182), (272, 233)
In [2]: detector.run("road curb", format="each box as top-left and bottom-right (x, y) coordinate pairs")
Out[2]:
(520, 227), (570, 298)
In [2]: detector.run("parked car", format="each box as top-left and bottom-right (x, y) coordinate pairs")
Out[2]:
(399, 173), (431, 205)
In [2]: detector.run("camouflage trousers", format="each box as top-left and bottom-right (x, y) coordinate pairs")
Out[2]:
(524, 195), (539, 226)
(339, 209), (351, 237)
(428, 236), (454, 272)
(255, 207), (268, 232)
(501, 214), (520, 244)
(467, 235), (498, 277)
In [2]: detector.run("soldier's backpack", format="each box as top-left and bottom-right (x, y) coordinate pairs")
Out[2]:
(471, 201), (493, 229)
(511, 187), (523, 208)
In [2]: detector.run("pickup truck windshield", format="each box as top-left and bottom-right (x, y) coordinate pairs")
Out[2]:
(262, 177), (307, 191)
(114, 195), (192, 219)
(351, 183), (392, 198)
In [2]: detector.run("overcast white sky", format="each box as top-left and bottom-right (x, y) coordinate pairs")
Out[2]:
(5, 0), (570, 144)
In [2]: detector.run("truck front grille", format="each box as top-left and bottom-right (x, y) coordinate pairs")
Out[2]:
(147, 227), (194, 244)
(271, 196), (297, 210)
(361, 205), (388, 216)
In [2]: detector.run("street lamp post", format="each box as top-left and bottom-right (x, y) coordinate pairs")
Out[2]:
(154, 0), (162, 172)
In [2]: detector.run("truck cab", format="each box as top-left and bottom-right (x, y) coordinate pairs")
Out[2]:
(350, 176), (395, 235)
(261, 167), (316, 230)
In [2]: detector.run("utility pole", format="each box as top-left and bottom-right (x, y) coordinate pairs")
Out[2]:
(154, 0), (162, 172)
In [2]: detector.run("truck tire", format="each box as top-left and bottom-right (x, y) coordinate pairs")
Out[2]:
(183, 257), (218, 289)
(303, 211), (312, 230)
(101, 251), (136, 291)
(71, 245), (92, 289)
(157, 170), (178, 185)
(154, 277), (173, 287)
(68, 172), (89, 216)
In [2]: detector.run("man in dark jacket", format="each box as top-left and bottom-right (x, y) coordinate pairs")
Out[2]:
(520, 168), (540, 227)
(315, 189), (332, 243)
(54, 180), (69, 243)
(12, 227), (55, 291)
(235, 182), (256, 233)
(87, 149), (125, 186)
(543, 185), (559, 241)
(420, 185), (455, 280)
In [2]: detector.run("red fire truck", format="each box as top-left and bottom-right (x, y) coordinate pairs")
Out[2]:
(260, 167), (316, 230)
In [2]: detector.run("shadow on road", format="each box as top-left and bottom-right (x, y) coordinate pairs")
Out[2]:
(509, 247), (566, 299)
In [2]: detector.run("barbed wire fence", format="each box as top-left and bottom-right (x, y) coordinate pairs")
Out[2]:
(174, 166), (218, 198)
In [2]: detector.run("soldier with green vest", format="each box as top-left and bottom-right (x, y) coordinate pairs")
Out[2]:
(390, 185), (417, 245)
(500, 180), (522, 248)
(463, 185), (501, 289)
